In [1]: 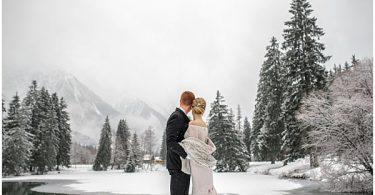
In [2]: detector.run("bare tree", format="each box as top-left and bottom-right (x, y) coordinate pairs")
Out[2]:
(297, 58), (373, 192)
(142, 126), (158, 170)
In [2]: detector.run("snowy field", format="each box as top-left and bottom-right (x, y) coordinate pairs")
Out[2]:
(2, 163), (310, 195)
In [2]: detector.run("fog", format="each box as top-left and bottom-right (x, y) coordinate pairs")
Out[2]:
(3, 0), (373, 119)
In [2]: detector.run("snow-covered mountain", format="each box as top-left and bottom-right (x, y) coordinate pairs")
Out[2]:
(3, 70), (121, 143)
(114, 94), (167, 138)
(2, 70), (167, 145)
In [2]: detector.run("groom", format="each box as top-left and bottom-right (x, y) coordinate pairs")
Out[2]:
(166, 91), (195, 195)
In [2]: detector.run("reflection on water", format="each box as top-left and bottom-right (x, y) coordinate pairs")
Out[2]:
(2, 182), (66, 195)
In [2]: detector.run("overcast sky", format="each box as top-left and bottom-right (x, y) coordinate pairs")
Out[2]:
(3, 0), (373, 119)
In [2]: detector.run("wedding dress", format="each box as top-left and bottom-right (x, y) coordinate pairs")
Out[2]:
(179, 124), (218, 195)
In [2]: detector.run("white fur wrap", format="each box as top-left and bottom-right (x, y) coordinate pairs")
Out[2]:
(179, 137), (217, 174)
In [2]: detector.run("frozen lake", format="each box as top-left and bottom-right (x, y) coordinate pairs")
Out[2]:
(4, 180), (370, 195)
(2, 165), (370, 195)
(1, 164), (299, 195)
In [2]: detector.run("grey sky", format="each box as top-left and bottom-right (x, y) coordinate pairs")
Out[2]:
(3, 0), (373, 119)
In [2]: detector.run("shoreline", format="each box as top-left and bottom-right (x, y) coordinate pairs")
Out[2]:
(2, 177), (312, 195)
(1, 164), (323, 195)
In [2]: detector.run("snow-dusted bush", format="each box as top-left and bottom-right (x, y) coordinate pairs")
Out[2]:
(320, 159), (373, 192)
(298, 58), (373, 192)
(124, 158), (136, 173)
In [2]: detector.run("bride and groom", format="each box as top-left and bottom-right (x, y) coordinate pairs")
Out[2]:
(166, 91), (217, 195)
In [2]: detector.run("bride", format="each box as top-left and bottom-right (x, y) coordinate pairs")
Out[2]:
(179, 97), (218, 195)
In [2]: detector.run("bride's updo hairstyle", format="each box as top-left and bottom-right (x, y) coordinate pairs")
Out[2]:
(192, 97), (206, 115)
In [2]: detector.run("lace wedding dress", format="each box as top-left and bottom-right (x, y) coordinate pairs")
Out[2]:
(179, 124), (218, 195)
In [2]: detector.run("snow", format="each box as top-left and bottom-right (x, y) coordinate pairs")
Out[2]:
(3, 164), (304, 195)
(247, 158), (323, 181)
(247, 161), (284, 175)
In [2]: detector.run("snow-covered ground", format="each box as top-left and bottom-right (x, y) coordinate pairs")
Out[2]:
(2, 164), (308, 195)
(248, 158), (322, 180)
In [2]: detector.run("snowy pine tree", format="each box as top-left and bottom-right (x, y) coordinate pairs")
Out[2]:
(344, 61), (350, 71)
(124, 149), (136, 173)
(243, 117), (252, 160)
(4, 81), (72, 174)
(281, 0), (330, 163)
(131, 132), (142, 168)
(113, 119), (131, 169)
(256, 37), (284, 164)
(236, 105), (242, 132)
(23, 80), (41, 172)
(93, 116), (112, 171)
(208, 90), (250, 172)
(159, 131), (167, 163)
(2, 99), (6, 153)
(34, 88), (59, 173)
(251, 63), (267, 161)
(2, 93), (33, 176)
(54, 95), (72, 170)
(251, 37), (284, 161)
(351, 54), (359, 67)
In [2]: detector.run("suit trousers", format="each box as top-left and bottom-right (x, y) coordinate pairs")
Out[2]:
(169, 169), (190, 195)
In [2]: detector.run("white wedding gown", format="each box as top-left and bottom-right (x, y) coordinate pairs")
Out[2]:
(184, 124), (218, 195)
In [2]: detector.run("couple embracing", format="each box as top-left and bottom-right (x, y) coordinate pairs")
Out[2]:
(166, 91), (217, 195)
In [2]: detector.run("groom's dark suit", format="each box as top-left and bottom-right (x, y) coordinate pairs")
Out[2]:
(166, 108), (190, 195)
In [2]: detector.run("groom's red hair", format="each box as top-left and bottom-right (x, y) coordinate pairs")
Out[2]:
(180, 91), (195, 106)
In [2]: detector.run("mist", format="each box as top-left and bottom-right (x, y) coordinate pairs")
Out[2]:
(3, 0), (373, 119)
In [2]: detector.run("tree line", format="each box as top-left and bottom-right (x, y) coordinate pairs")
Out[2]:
(93, 117), (159, 172)
(2, 80), (72, 176)
(249, 0), (372, 191)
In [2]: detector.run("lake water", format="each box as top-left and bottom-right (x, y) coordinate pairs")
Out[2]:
(2, 182), (66, 195)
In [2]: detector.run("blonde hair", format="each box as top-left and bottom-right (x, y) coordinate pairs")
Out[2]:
(192, 97), (206, 115)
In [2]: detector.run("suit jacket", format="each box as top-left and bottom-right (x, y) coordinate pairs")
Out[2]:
(166, 108), (190, 171)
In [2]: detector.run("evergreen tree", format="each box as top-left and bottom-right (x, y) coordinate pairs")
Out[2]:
(93, 116), (112, 171)
(34, 88), (58, 173)
(209, 91), (250, 172)
(351, 54), (359, 67)
(251, 37), (284, 161)
(54, 96), (72, 170)
(2, 94), (33, 176)
(243, 117), (252, 160)
(338, 64), (342, 74)
(236, 105), (242, 132)
(23, 80), (40, 172)
(258, 37), (284, 164)
(159, 131), (167, 163)
(344, 61), (350, 71)
(251, 60), (268, 161)
(281, 0), (330, 162)
(2, 99), (5, 113)
(328, 70), (334, 83)
(2, 99), (7, 152)
(113, 119), (130, 169)
(333, 64), (338, 75)
(124, 150), (136, 172)
(131, 132), (142, 168)
(2, 99), (6, 122)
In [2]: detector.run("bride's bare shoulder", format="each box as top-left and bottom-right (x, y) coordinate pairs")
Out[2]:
(189, 120), (207, 128)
